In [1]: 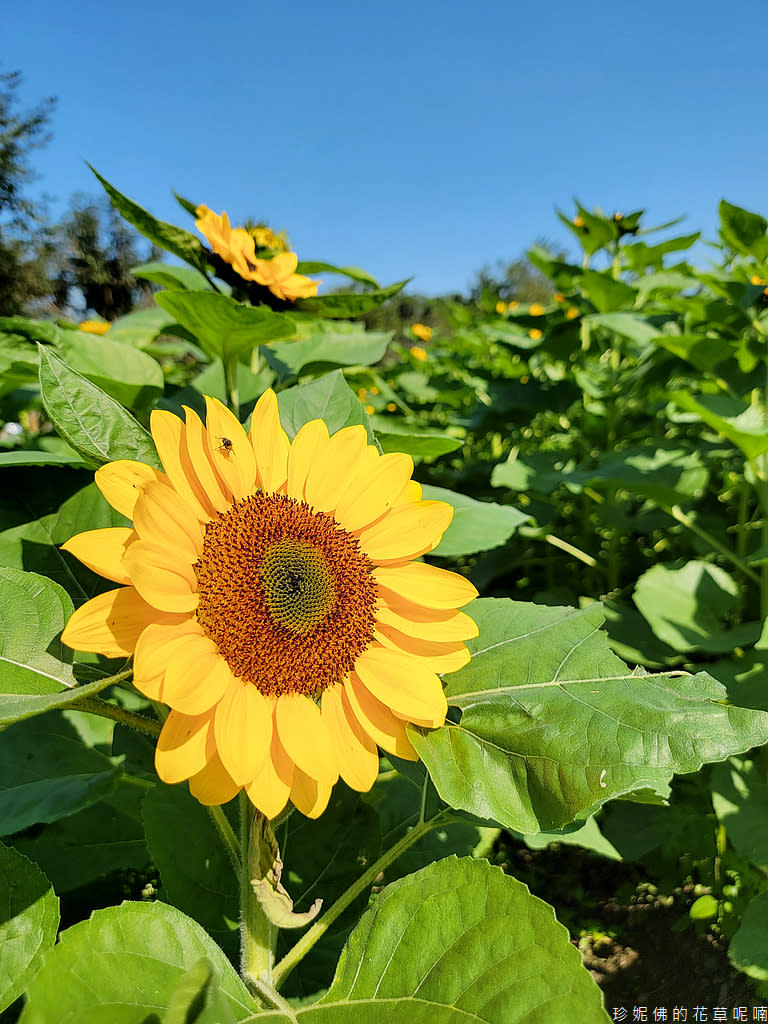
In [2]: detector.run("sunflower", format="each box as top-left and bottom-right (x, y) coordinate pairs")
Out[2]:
(195, 206), (318, 302)
(61, 391), (477, 819)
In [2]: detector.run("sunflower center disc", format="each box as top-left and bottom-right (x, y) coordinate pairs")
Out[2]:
(194, 492), (378, 698)
(260, 537), (336, 632)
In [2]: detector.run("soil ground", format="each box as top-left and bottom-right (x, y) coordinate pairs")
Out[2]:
(498, 838), (760, 1013)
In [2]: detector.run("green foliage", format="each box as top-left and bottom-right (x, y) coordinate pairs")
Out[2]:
(6, 183), (768, 1011)
(413, 599), (768, 832)
(18, 901), (257, 1023)
(0, 845), (58, 1015)
(321, 857), (608, 1023)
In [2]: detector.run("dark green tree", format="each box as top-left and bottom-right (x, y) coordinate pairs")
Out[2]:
(50, 196), (162, 319)
(0, 70), (57, 314)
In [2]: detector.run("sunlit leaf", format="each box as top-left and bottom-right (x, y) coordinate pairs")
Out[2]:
(0, 568), (75, 694)
(412, 598), (768, 833)
(422, 484), (530, 556)
(0, 845), (59, 1015)
(19, 901), (256, 1023)
(38, 347), (159, 467)
(155, 290), (295, 361)
(319, 857), (608, 1023)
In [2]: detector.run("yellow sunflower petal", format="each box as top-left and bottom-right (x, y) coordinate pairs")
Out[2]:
(358, 501), (454, 562)
(122, 541), (199, 614)
(286, 419), (329, 501)
(133, 619), (201, 697)
(182, 406), (231, 515)
(345, 672), (418, 761)
(376, 598), (478, 642)
(94, 460), (165, 519)
(394, 480), (422, 506)
(375, 625), (471, 675)
(303, 425), (369, 514)
(162, 639), (229, 716)
(334, 452), (413, 532)
(61, 587), (165, 657)
(61, 527), (135, 585)
(248, 389), (289, 493)
(354, 645), (447, 729)
(188, 751), (240, 806)
(274, 694), (339, 786)
(374, 562), (478, 610)
(132, 481), (204, 562)
(214, 681), (273, 785)
(149, 409), (211, 522)
(203, 396), (258, 502)
(245, 728), (294, 819)
(155, 709), (215, 784)
(289, 767), (332, 818)
(321, 684), (379, 792)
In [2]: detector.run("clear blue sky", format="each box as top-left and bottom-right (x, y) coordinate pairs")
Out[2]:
(6, 0), (766, 295)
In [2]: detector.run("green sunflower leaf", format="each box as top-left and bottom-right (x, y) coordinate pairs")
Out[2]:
(155, 290), (296, 362)
(372, 422), (463, 460)
(132, 261), (215, 293)
(293, 279), (409, 319)
(296, 261), (381, 290)
(0, 568), (75, 694)
(38, 346), (160, 467)
(12, 776), (150, 893)
(89, 166), (207, 269)
(18, 901), (257, 1024)
(422, 485), (530, 556)
(55, 332), (164, 410)
(315, 857), (608, 1023)
(0, 714), (120, 836)
(411, 598), (768, 834)
(264, 323), (391, 376)
(0, 844), (59, 1015)
(142, 783), (239, 958)
(729, 890), (768, 981)
(277, 370), (376, 444)
(0, 483), (128, 602)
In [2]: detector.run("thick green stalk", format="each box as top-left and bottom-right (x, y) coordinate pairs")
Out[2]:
(223, 355), (240, 416)
(239, 794), (276, 991)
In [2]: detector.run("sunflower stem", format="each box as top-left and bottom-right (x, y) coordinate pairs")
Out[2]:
(61, 693), (161, 738)
(239, 794), (277, 994)
(271, 813), (442, 990)
(208, 805), (241, 876)
(223, 355), (240, 416)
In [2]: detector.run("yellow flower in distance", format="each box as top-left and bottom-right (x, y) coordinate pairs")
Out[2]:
(79, 320), (111, 335)
(410, 345), (428, 362)
(528, 303), (545, 316)
(195, 205), (318, 302)
(60, 391), (478, 820)
(250, 225), (288, 253)
(528, 328), (543, 340)
(495, 301), (508, 314)
(565, 306), (579, 320)
(410, 323), (432, 343)
(751, 274), (766, 287)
